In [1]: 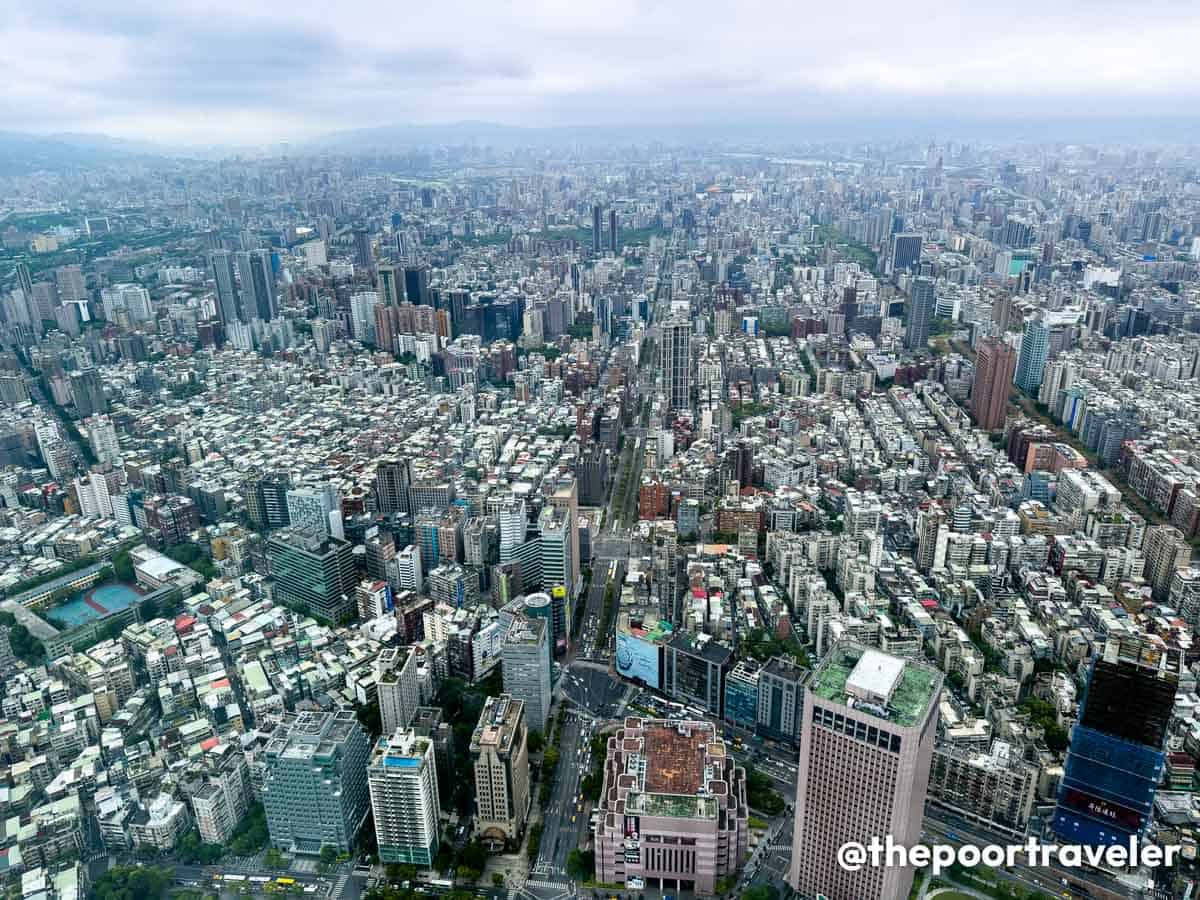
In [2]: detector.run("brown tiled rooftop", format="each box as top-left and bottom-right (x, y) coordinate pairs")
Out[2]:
(643, 725), (707, 795)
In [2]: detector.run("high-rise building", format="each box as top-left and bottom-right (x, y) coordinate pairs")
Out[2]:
(971, 338), (1018, 431)
(592, 205), (603, 254)
(353, 227), (373, 276)
(208, 250), (241, 324)
(756, 656), (810, 746)
(890, 233), (923, 276)
(237, 249), (277, 321)
(501, 616), (551, 732)
(790, 643), (941, 900)
(1143, 525), (1192, 601)
(403, 266), (430, 306)
(350, 291), (381, 343)
(85, 414), (121, 465)
(1053, 636), (1178, 846)
(395, 543), (423, 592)
(54, 264), (87, 303)
(662, 317), (692, 412)
(377, 264), (402, 307)
(263, 710), (371, 855)
(593, 717), (748, 894)
(548, 476), (581, 590)
(471, 695), (530, 848)
(377, 646), (421, 737)
(185, 742), (252, 845)
(375, 458), (412, 515)
(266, 528), (358, 623)
(286, 483), (340, 536)
(1014, 316), (1050, 395)
(368, 728), (441, 866)
(905, 277), (935, 351)
(70, 367), (106, 417)
(608, 209), (618, 254)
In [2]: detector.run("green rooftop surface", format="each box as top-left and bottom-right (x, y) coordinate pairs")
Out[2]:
(810, 646), (938, 728)
(626, 792), (717, 819)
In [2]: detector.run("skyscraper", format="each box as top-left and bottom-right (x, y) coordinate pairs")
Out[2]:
(377, 264), (402, 307)
(368, 728), (441, 866)
(377, 647), (421, 741)
(662, 317), (692, 412)
(501, 615), (551, 732)
(266, 528), (358, 622)
(353, 226), (373, 276)
(263, 710), (371, 855)
(890, 232), (923, 276)
(237, 249), (277, 321)
(592, 204), (603, 254)
(608, 209), (618, 254)
(971, 338), (1018, 431)
(208, 250), (241, 324)
(1143, 525), (1192, 601)
(471, 695), (530, 849)
(1014, 316), (1050, 395)
(790, 643), (941, 900)
(905, 277), (935, 350)
(1053, 636), (1178, 846)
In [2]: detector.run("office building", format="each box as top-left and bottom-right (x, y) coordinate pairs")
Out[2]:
(662, 317), (692, 412)
(266, 528), (358, 623)
(404, 266), (430, 306)
(368, 728), (441, 866)
(1053, 636), (1178, 845)
(375, 458), (412, 515)
(890, 233), (923, 276)
(263, 710), (371, 855)
(378, 264), (402, 307)
(471, 695), (530, 848)
(790, 643), (941, 900)
(286, 483), (340, 536)
(353, 227), (373, 275)
(1143, 525), (1192, 601)
(237, 249), (277, 321)
(757, 656), (809, 746)
(594, 717), (748, 894)
(664, 633), (733, 718)
(724, 662), (759, 730)
(592, 205), (603, 254)
(608, 209), (618, 253)
(377, 647), (420, 736)
(971, 338), (1017, 431)
(395, 543), (423, 592)
(905, 277), (935, 351)
(501, 616), (551, 732)
(208, 250), (242, 324)
(1015, 316), (1049, 395)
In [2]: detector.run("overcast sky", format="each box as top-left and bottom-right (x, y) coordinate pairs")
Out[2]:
(2, 0), (1198, 147)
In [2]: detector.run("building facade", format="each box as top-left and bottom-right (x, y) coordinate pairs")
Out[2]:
(368, 728), (441, 866)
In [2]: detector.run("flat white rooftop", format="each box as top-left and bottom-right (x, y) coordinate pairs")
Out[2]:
(846, 649), (905, 705)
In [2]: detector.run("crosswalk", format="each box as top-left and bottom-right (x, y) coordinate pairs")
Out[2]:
(525, 878), (571, 891)
(331, 872), (350, 898)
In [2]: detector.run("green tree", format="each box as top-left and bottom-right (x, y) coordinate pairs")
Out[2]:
(527, 730), (545, 753)
(492, 873), (505, 887)
(565, 849), (595, 880)
(93, 865), (171, 900)
(265, 848), (288, 870)
(319, 844), (338, 869)
(741, 886), (778, 900)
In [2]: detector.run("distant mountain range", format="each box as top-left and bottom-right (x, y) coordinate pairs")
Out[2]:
(0, 131), (167, 175)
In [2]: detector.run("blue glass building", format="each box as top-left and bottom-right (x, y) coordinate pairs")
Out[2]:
(1053, 637), (1178, 845)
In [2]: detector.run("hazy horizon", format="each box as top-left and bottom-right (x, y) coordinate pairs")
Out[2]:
(4, 0), (1200, 147)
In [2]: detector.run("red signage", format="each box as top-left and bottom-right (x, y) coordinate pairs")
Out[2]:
(1060, 788), (1144, 832)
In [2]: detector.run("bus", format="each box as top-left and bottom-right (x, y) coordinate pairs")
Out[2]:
(276, 878), (296, 886)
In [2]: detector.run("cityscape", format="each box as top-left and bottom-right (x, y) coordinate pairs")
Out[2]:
(3, 20), (1200, 899)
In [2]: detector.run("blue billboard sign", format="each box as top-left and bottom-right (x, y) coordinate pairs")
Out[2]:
(616, 630), (660, 689)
